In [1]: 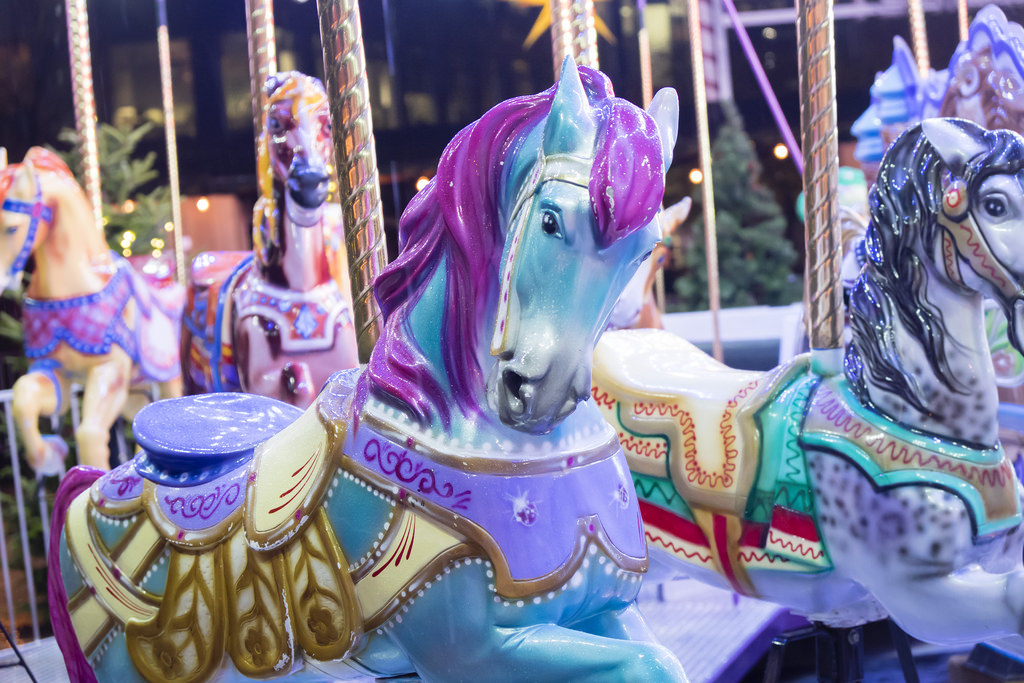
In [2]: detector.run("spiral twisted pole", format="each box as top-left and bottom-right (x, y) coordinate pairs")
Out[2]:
(245, 0), (277, 161)
(797, 0), (843, 373)
(65, 0), (103, 233)
(549, 0), (598, 76)
(155, 0), (185, 283)
(316, 0), (387, 362)
(957, 0), (969, 43)
(907, 0), (930, 75)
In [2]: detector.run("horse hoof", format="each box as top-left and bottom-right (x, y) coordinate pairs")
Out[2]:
(36, 435), (69, 477)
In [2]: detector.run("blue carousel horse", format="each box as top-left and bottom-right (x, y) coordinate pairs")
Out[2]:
(593, 118), (1024, 644)
(47, 61), (688, 681)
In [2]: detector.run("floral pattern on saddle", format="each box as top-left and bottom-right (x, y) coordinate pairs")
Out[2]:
(234, 266), (353, 353)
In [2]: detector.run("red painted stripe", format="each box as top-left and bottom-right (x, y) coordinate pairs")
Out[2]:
(738, 521), (768, 548)
(770, 506), (819, 541)
(639, 501), (710, 548)
(713, 514), (746, 595)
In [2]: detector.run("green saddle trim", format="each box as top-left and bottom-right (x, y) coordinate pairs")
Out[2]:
(746, 372), (820, 524)
(632, 472), (695, 522)
(801, 377), (1021, 537)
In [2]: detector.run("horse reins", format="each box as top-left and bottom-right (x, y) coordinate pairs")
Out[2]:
(936, 178), (1024, 304)
(490, 152), (593, 356)
(2, 175), (53, 279)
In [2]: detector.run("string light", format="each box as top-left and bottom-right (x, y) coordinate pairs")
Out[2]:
(122, 199), (136, 213)
(164, 221), (174, 232)
(688, 168), (703, 184)
(773, 143), (790, 160)
(196, 196), (210, 212)
(415, 176), (430, 192)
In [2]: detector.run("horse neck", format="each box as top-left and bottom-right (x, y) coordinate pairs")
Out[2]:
(853, 264), (999, 446)
(259, 191), (331, 292)
(28, 185), (113, 299)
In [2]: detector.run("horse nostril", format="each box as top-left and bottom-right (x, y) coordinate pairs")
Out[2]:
(503, 369), (525, 402)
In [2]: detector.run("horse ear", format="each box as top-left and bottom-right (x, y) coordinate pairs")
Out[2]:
(543, 57), (598, 157)
(647, 88), (679, 171)
(11, 155), (39, 198)
(921, 118), (989, 175)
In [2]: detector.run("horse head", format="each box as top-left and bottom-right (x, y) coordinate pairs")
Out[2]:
(362, 60), (677, 436)
(924, 118), (1024, 353)
(486, 60), (678, 432)
(0, 147), (63, 291)
(255, 72), (333, 261)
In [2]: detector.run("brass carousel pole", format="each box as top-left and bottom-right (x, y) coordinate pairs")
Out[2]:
(957, 0), (969, 43)
(570, 0), (599, 69)
(797, 0), (843, 375)
(907, 0), (930, 75)
(549, 0), (598, 75)
(155, 0), (185, 283)
(65, 0), (103, 233)
(245, 0), (277, 158)
(316, 0), (388, 362)
(686, 0), (723, 362)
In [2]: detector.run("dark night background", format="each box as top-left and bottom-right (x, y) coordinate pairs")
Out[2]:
(1, 0), (1023, 256)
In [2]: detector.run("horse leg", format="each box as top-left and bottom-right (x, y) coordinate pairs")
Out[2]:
(11, 371), (68, 472)
(386, 563), (687, 682)
(76, 354), (132, 469)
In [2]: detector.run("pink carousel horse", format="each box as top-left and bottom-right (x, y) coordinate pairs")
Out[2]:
(0, 147), (184, 473)
(182, 72), (358, 407)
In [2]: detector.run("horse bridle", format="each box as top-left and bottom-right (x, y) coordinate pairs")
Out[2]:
(490, 152), (593, 356)
(936, 178), (1024, 305)
(2, 176), (53, 279)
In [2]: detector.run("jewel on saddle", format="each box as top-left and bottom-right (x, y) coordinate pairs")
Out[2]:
(133, 393), (302, 486)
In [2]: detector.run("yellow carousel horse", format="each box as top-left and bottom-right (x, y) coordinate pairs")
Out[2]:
(0, 147), (183, 473)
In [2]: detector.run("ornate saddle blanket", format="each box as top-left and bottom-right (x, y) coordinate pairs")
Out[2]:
(61, 370), (646, 681)
(592, 329), (1022, 597)
(184, 251), (251, 392)
(234, 266), (353, 353)
(23, 255), (184, 382)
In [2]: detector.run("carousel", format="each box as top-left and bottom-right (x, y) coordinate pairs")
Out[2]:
(3, 0), (1024, 682)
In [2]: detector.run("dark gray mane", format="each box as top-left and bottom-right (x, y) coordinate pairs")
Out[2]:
(845, 123), (1024, 412)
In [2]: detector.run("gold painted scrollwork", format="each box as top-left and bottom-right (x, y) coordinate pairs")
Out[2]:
(126, 547), (225, 683)
(224, 529), (294, 676)
(278, 508), (361, 661)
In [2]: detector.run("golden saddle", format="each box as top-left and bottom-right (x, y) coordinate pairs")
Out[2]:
(593, 329), (805, 517)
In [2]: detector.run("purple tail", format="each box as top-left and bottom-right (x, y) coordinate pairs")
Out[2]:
(48, 466), (103, 683)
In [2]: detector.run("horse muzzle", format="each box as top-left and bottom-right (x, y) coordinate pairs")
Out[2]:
(287, 165), (330, 210)
(487, 359), (588, 433)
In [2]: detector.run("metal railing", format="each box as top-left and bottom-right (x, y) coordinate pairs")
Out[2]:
(0, 383), (149, 648)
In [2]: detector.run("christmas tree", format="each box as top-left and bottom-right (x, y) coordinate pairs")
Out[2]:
(673, 102), (801, 311)
(52, 121), (171, 256)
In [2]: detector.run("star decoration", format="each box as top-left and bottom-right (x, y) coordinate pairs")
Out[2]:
(503, 0), (618, 50)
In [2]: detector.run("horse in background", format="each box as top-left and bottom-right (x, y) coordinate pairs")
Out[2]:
(594, 119), (1024, 645)
(0, 147), (183, 473)
(48, 61), (688, 682)
(182, 71), (358, 407)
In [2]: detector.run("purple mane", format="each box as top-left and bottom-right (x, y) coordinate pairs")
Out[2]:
(359, 66), (666, 427)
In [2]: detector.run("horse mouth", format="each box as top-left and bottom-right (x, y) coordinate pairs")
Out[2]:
(488, 362), (583, 433)
(287, 168), (329, 210)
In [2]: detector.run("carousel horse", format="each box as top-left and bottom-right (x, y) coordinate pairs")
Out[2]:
(182, 71), (358, 407)
(0, 147), (183, 473)
(853, 5), (1024, 183)
(592, 118), (1024, 644)
(47, 61), (689, 682)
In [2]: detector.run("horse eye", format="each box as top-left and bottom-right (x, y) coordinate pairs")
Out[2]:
(983, 197), (1007, 217)
(268, 117), (283, 133)
(540, 210), (561, 237)
(4, 225), (15, 235)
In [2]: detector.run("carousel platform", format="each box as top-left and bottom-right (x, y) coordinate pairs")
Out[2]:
(0, 578), (972, 682)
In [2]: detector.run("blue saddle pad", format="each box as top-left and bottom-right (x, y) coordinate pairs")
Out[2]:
(133, 393), (303, 486)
